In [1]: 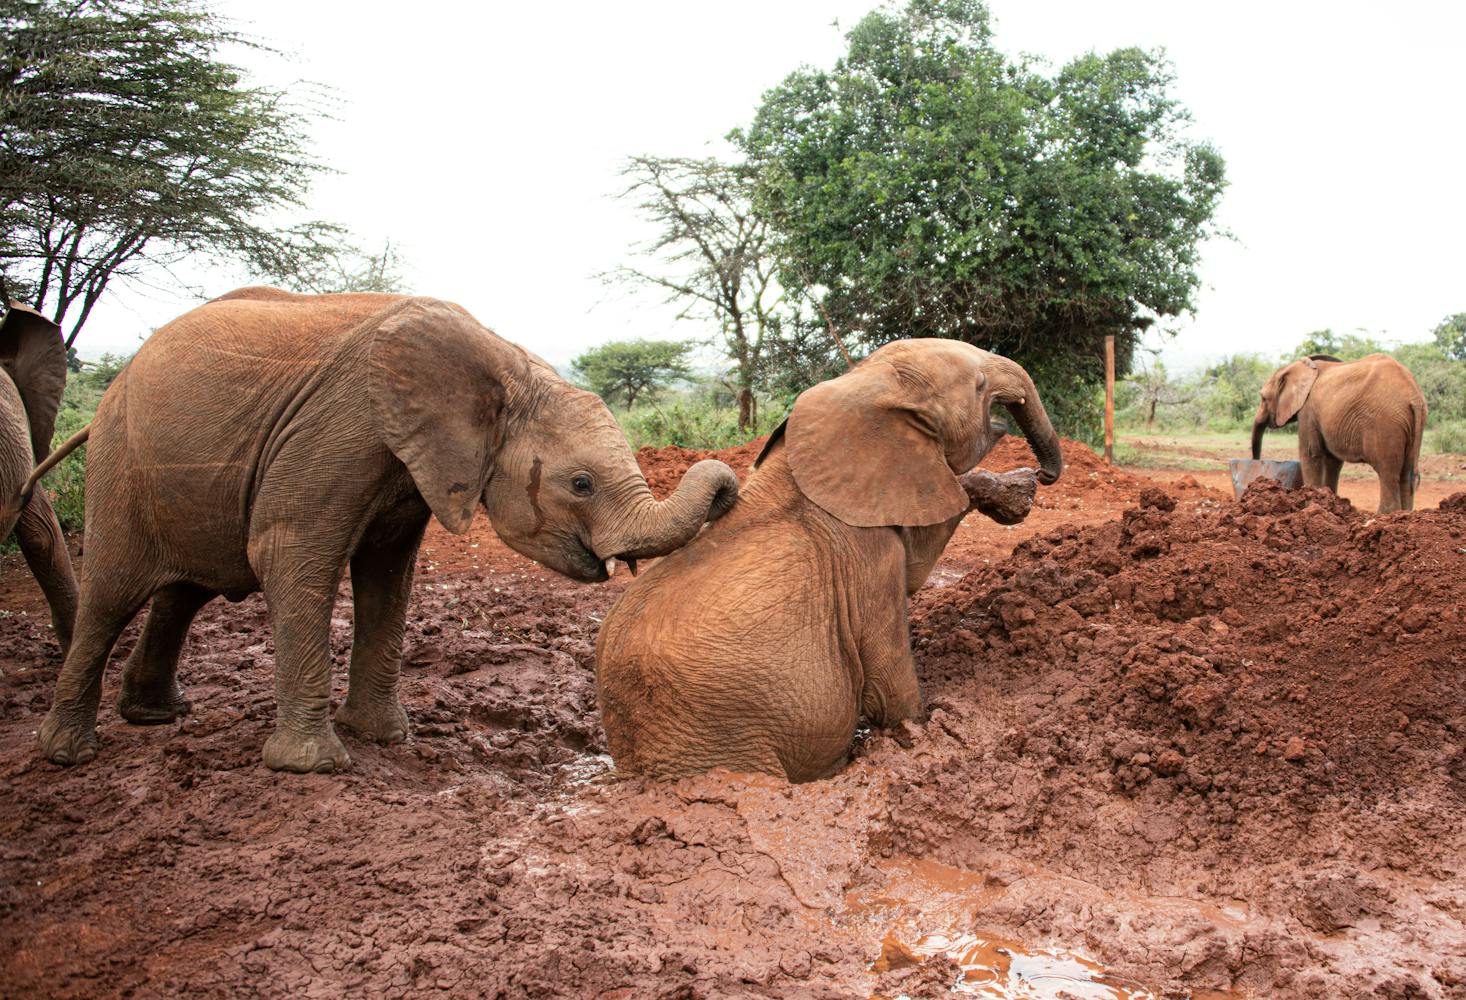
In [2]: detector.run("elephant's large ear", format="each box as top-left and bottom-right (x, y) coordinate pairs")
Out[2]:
(1275, 360), (1319, 426)
(368, 298), (517, 535)
(0, 303), (67, 462)
(784, 357), (968, 528)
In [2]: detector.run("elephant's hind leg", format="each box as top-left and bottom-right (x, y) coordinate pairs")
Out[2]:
(39, 572), (157, 765)
(117, 582), (216, 724)
(335, 523), (426, 745)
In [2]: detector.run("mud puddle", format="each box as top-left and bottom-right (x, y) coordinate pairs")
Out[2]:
(853, 859), (1248, 999)
(876, 930), (1160, 998)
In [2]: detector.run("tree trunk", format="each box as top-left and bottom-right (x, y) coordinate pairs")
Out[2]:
(737, 386), (755, 434)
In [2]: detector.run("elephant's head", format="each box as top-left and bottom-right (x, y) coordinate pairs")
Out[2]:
(764, 338), (1063, 528)
(369, 298), (738, 583)
(1251, 356), (1330, 458)
(0, 303), (67, 464)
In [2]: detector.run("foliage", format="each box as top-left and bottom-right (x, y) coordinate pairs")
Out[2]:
(615, 389), (786, 451)
(571, 338), (693, 409)
(1394, 340), (1466, 424)
(734, 0), (1227, 437)
(605, 156), (787, 430)
(0, 0), (346, 345)
(34, 363), (113, 533)
(1123, 358), (1197, 429)
(1201, 353), (1273, 426)
(1289, 329), (1387, 361)
(285, 240), (410, 295)
(1430, 312), (1466, 362)
(1431, 421), (1466, 455)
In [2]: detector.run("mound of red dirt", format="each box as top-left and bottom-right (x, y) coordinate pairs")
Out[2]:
(892, 478), (1466, 992)
(635, 437), (769, 497)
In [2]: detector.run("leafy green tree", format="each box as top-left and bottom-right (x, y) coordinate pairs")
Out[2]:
(734, 0), (1226, 436)
(1290, 329), (1386, 361)
(0, 0), (346, 345)
(606, 156), (786, 432)
(1394, 340), (1466, 424)
(572, 339), (693, 409)
(1430, 312), (1466, 362)
(1203, 353), (1273, 426)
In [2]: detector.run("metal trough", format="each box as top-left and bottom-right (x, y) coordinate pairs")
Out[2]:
(1228, 458), (1302, 500)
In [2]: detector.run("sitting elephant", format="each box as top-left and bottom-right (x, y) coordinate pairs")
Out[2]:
(38, 288), (738, 773)
(595, 339), (1062, 782)
(1, 303), (79, 651)
(1251, 354), (1426, 513)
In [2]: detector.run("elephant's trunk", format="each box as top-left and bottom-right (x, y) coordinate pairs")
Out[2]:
(985, 356), (1064, 485)
(593, 459), (739, 561)
(1250, 405), (1268, 460)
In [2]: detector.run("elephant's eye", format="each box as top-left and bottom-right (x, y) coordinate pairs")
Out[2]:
(571, 473), (594, 496)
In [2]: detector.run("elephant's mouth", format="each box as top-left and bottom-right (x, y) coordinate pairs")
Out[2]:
(601, 555), (639, 578)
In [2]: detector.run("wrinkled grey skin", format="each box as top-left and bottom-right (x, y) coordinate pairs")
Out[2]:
(1, 303), (78, 652)
(39, 288), (737, 773)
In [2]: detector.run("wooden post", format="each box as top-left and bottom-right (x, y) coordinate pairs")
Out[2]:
(1103, 334), (1115, 465)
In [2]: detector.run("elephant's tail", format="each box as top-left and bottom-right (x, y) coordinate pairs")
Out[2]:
(1404, 400), (1426, 509)
(20, 424), (90, 504)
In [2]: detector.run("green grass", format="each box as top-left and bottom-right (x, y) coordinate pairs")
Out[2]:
(1115, 425), (1466, 481)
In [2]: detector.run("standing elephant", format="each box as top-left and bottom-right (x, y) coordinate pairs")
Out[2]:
(595, 339), (1062, 782)
(1251, 354), (1425, 513)
(38, 288), (738, 773)
(1, 303), (79, 651)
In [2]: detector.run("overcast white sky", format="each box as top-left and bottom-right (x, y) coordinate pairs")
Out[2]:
(77, 1), (1466, 374)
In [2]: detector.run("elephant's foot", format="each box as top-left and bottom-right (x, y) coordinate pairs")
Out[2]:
(39, 708), (98, 766)
(117, 682), (192, 725)
(262, 726), (352, 773)
(334, 696), (410, 745)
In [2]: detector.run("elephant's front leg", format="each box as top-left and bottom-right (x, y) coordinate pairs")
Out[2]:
(857, 574), (925, 728)
(259, 558), (351, 773)
(335, 524), (426, 745)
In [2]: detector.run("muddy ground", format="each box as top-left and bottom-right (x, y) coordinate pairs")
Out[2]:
(1, 438), (1463, 999)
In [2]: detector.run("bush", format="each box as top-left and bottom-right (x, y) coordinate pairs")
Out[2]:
(616, 393), (785, 451)
(1430, 420), (1466, 455)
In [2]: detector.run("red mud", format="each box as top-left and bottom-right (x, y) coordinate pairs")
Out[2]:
(1, 439), (1463, 998)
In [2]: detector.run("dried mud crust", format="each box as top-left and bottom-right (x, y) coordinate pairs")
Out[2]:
(0, 443), (1462, 998)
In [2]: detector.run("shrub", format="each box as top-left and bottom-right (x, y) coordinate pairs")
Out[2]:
(616, 394), (784, 451)
(1430, 420), (1466, 455)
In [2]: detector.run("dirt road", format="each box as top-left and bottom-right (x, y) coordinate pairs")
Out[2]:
(2, 439), (1462, 998)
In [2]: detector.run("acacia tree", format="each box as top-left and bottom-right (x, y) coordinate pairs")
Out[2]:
(735, 0), (1226, 437)
(287, 240), (410, 295)
(571, 338), (693, 409)
(0, 0), (345, 345)
(606, 156), (783, 431)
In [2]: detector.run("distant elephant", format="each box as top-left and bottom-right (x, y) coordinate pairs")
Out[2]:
(595, 339), (1062, 782)
(38, 288), (738, 773)
(1251, 354), (1425, 513)
(1, 303), (79, 651)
